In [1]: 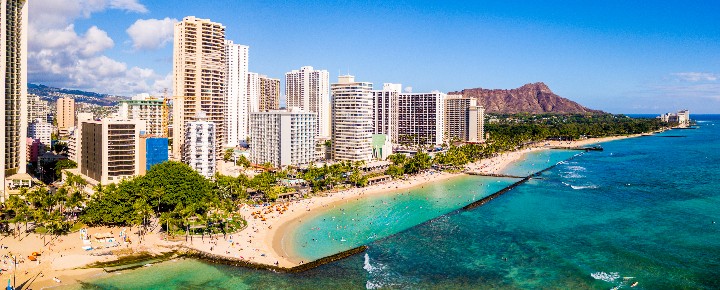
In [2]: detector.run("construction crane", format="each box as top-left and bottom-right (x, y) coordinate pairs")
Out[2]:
(162, 88), (170, 138)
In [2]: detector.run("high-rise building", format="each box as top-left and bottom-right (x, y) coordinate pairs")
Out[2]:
(331, 75), (374, 162)
(249, 109), (317, 168)
(372, 83), (401, 143)
(27, 94), (49, 122)
(118, 94), (164, 136)
(28, 119), (52, 148)
(225, 40), (249, 147)
(397, 92), (446, 146)
(285, 66), (330, 137)
(183, 112), (216, 178)
(172, 16), (227, 162)
(247, 72), (260, 114)
(56, 97), (75, 135)
(259, 75), (280, 112)
(67, 113), (94, 162)
(79, 119), (147, 185)
(445, 95), (485, 143)
(1, 0), (28, 198)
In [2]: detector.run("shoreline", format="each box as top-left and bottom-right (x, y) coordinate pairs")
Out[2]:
(4, 134), (642, 289)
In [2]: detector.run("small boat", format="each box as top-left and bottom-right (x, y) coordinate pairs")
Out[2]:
(631, 282), (638, 287)
(340, 237), (347, 242)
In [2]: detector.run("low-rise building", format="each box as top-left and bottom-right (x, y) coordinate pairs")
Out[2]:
(139, 136), (169, 174)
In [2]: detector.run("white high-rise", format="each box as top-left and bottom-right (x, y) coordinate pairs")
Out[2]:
(372, 83), (401, 143)
(1, 0), (28, 199)
(247, 72), (260, 114)
(249, 108), (317, 168)
(397, 91), (446, 146)
(118, 94), (164, 136)
(331, 75), (373, 162)
(225, 40), (249, 147)
(285, 66), (330, 137)
(28, 119), (51, 148)
(172, 16), (226, 161)
(184, 112), (216, 178)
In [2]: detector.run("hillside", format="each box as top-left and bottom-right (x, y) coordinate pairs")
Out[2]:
(28, 83), (127, 106)
(449, 82), (603, 114)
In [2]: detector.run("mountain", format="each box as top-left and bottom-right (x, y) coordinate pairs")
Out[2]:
(449, 82), (603, 114)
(28, 83), (128, 106)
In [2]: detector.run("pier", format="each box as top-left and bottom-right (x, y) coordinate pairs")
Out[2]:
(464, 172), (526, 179)
(550, 145), (603, 151)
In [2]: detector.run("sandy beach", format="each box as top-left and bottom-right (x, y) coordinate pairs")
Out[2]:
(2, 134), (640, 289)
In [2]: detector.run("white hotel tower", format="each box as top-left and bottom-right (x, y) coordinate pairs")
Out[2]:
(285, 66), (330, 137)
(225, 40), (249, 147)
(331, 75), (374, 162)
(184, 112), (216, 178)
(249, 108), (317, 168)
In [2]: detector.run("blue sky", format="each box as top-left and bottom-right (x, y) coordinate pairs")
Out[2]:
(29, 0), (720, 113)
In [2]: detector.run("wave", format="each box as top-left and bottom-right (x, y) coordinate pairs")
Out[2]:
(566, 165), (587, 172)
(591, 271), (620, 282)
(364, 253), (396, 289)
(571, 185), (598, 190)
(561, 172), (585, 179)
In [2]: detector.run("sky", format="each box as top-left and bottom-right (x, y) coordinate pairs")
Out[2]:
(28, 0), (720, 113)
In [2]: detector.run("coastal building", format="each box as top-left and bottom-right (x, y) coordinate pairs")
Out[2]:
(247, 72), (260, 114)
(225, 40), (249, 147)
(331, 75), (374, 162)
(659, 110), (691, 127)
(172, 16), (227, 161)
(285, 66), (330, 137)
(397, 91), (446, 146)
(139, 136), (169, 174)
(372, 83), (401, 143)
(183, 112), (217, 178)
(117, 94), (165, 136)
(259, 75), (280, 112)
(27, 94), (49, 123)
(78, 119), (147, 185)
(444, 95), (485, 143)
(28, 119), (52, 148)
(67, 114), (94, 162)
(372, 134), (393, 160)
(1, 0), (29, 199)
(249, 108), (317, 168)
(57, 97), (75, 136)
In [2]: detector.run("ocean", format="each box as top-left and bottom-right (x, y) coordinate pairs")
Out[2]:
(79, 115), (720, 289)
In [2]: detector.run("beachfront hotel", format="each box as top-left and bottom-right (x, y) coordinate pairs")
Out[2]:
(286, 66), (331, 137)
(372, 83), (402, 144)
(117, 94), (165, 136)
(183, 112), (217, 178)
(1, 0), (29, 200)
(172, 16), (227, 162)
(397, 91), (446, 146)
(249, 108), (317, 168)
(445, 95), (485, 143)
(331, 75), (374, 162)
(225, 40), (249, 147)
(78, 119), (147, 185)
(56, 97), (75, 136)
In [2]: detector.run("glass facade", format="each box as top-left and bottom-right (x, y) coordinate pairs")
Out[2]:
(145, 138), (169, 171)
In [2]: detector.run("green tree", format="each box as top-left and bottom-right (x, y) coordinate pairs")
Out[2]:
(236, 155), (251, 168)
(223, 148), (234, 161)
(54, 159), (78, 179)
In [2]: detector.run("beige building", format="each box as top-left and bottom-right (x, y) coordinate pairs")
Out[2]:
(285, 66), (330, 137)
(79, 119), (146, 185)
(1, 0), (29, 200)
(331, 75), (374, 162)
(259, 75), (280, 112)
(172, 16), (227, 161)
(57, 97), (75, 135)
(445, 95), (485, 143)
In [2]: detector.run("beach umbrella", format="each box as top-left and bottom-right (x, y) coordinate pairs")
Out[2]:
(7, 278), (12, 290)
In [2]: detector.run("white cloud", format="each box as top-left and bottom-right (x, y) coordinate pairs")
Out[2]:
(28, 0), (171, 96)
(671, 72), (718, 82)
(127, 17), (178, 50)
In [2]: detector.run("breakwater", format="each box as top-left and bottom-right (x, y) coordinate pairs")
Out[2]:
(180, 245), (368, 273)
(465, 172), (526, 179)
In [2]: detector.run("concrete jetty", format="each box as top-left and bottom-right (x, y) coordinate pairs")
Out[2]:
(465, 172), (525, 179)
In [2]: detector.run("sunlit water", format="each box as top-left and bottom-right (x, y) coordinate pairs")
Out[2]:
(79, 115), (720, 289)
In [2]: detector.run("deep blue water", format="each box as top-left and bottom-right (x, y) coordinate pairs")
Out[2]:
(81, 115), (720, 289)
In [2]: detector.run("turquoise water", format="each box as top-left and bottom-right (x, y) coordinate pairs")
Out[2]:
(81, 115), (720, 289)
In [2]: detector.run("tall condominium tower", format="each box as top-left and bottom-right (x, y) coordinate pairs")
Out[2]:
(1, 0), (28, 198)
(225, 40), (249, 147)
(285, 66), (330, 137)
(27, 94), (49, 122)
(56, 97), (75, 135)
(372, 83), (401, 143)
(172, 16), (226, 161)
(259, 75), (280, 112)
(331, 75), (373, 162)
(445, 95), (485, 143)
(397, 92), (446, 146)
(247, 72), (260, 114)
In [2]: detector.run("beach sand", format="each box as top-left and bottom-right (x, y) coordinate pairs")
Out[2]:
(3, 134), (640, 288)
